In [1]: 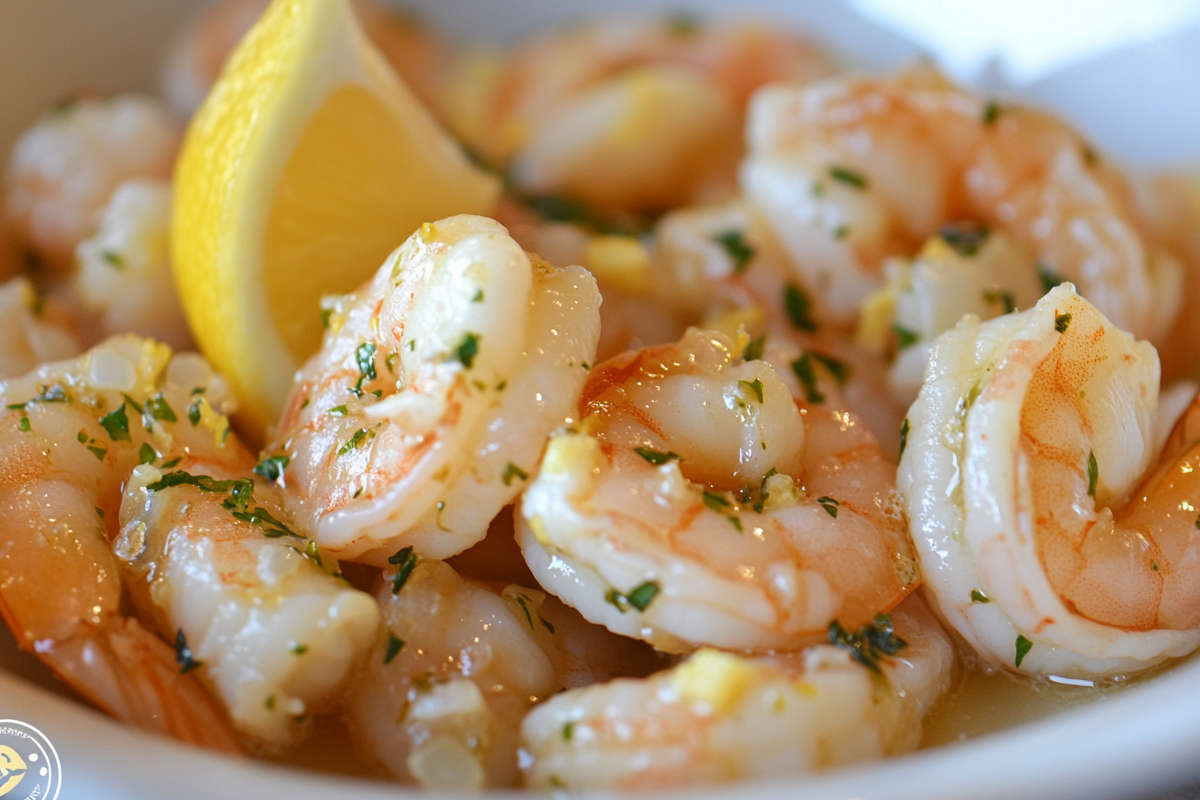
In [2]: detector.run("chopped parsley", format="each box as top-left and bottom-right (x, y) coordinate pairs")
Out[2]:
(833, 224), (850, 240)
(146, 394), (177, 423)
(320, 308), (333, 330)
(290, 642), (308, 656)
(502, 462), (529, 486)
(713, 230), (754, 274)
(175, 629), (202, 674)
(254, 455), (290, 485)
(1038, 265), (1064, 293)
(231, 505), (296, 538)
(752, 467), (777, 513)
(809, 351), (849, 385)
(783, 283), (818, 332)
(828, 613), (906, 673)
(472, 289), (485, 303)
(98, 402), (131, 442)
(739, 378), (764, 404)
(634, 447), (679, 466)
(1015, 634), (1034, 667)
(982, 100), (1002, 126)
(893, 323), (919, 349)
(562, 721), (575, 741)
(742, 334), (765, 362)
(702, 490), (730, 512)
(389, 546), (418, 594)
(940, 222), (990, 257)
(606, 581), (660, 613)
(899, 418), (910, 459)
(452, 333), (480, 369)
(337, 426), (377, 457)
(187, 397), (203, 426)
(384, 631), (405, 665)
(102, 250), (125, 269)
(160, 457), (181, 469)
(351, 342), (378, 397)
(87, 445), (107, 461)
(138, 442), (157, 465)
(791, 353), (824, 404)
(1087, 450), (1098, 497)
(983, 290), (1017, 314)
(1055, 313), (1072, 333)
(829, 165), (868, 190)
(35, 384), (67, 403)
(17, 417), (31, 433)
(666, 12), (701, 35)
(817, 496), (840, 517)
(971, 589), (990, 603)
(329, 405), (347, 416)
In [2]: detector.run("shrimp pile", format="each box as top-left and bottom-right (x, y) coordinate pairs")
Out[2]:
(6, 1), (1200, 795)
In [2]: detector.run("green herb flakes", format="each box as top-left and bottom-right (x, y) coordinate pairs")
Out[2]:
(970, 589), (990, 603)
(138, 442), (157, 464)
(784, 283), (818, 332)
(502, 462), (529, 486)
(742, 334), (765, 362)
(175, 629), (202, 674)
(1087, 450), (1098, 497)
(827, 614), (906, 673)
(452, 333), (481, 369)
(713, 230), (754, 274)
(1055, 313), (1072, 334)
(389, 546), (418, 594)
(99, 402), (131, 442)
(634, 447), (680, 466)
(829, 165), (868, 190)
(739, 378), (764, 403)
(899, 418), (910, 459)
(817, 496), (839, 517)
(893, 323), (919, 349)
(384, 631), (405, 665)
(254, 455), (290, 485)
(1015, 634), (1033, 667)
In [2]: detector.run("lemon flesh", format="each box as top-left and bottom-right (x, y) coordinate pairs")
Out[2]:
(173, 0), (499, 438)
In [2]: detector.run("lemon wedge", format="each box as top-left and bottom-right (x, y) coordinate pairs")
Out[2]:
(173, 0), (499, 438)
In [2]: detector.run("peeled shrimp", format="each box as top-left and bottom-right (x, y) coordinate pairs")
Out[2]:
(451, 17), (833, 213)
(345, 559), (661, 790)
(900, 284), (1200, 677)
(272, 215), (600, 563)
(741, 67), (1183, 345)
(0, 335), (239, 750)
(517, 327), (917, 652)
(0, 276), (81, 379)
(117, 456), (379, 746)
(520, 595), (953, 791)
(4, 95), (180, 269)
(161, 0), (451, 118)
(75, 179), (192, 350)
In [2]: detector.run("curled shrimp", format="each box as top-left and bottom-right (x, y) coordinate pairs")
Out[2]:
(272, 215), (600, 563)
(520, 596), (953, 791)
(117, 455), (380, 747)
(900, 284), (1200, 677)
(0, 276), (81, 380)
(0, 335), (240, 751)
(3, 96), (180, 269)
(741, 67), (1183, 345)
(517, 327), (917, 652)
(160, 0), (451, 118)
(451, 16), (833, 214)
(75, 179), (192, 350)
(345, 558), (662, 790)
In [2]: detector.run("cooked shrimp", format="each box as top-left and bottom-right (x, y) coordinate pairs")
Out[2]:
(520, 595), (953, 791)
(161, 0), (451, 118)
(4, 96), (180, 269)
(117, 456), (380, 747)
(451, 16), (833, 213)
(272, 215), (600, 563)
(858, 228), (1044, 406)
(517, 326), (917, 653)
(75, 179), (191, 350)
(900, 284), (1200, 677)
(345, 559), (661, 790)
(0, 277), (81, 379)
(653, 198), (906, 453)
(741, 67), (1183, 345)
(0, 335), (241, 751)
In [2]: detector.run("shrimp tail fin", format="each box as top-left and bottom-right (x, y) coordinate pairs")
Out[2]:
(41, 618), (241, 754)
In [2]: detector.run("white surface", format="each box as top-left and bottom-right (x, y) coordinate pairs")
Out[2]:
(1, 1), (1198, 799)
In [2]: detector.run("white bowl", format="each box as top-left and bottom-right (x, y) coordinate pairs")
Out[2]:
(1, 1), (1198, 798)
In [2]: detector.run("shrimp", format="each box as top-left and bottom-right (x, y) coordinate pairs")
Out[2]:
(0, 277), (81, 380)
(858, 227), (1045, 407)
(900, 283), (1200, 677)
(520, 595), (953, 791)
(450, 16), (834, 214)
(345, 559), (663, 790)
(741, 67), (1183, 346)
(116, 457), (379, 749)
(160, 0), (451, 118)
(517, 326), (917, 653)
(75, 179), (192, 350)
(271, 215), (600, 564)
(4, 95), (180, 269)
(652, 197), (907, 453)
(0, 335), (241, 751)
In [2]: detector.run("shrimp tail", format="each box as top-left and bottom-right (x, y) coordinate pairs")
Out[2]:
(38, 618), (242, 754)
